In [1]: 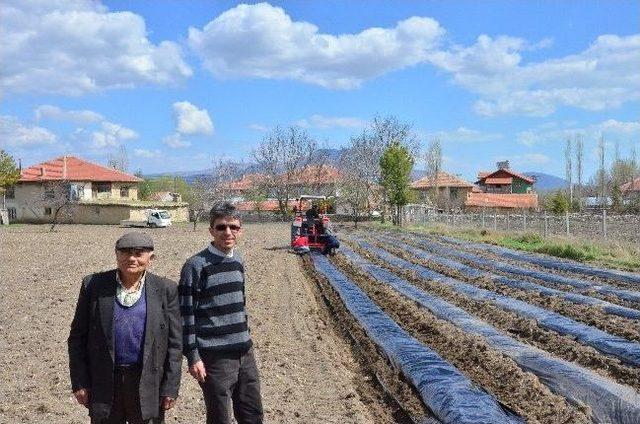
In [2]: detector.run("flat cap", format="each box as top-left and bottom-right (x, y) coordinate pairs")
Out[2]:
(115, 232), (154, 250)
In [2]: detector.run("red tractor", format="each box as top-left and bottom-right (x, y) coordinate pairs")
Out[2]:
(290, 195), (339, 255)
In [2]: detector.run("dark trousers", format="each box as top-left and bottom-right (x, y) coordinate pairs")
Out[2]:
(199, 347), (264, 424)
(91, 366), (163, 424)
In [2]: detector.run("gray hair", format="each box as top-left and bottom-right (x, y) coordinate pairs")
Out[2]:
(209, 202), (240, 227)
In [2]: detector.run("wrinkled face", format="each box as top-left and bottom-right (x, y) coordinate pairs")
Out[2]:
(209, 217), (242, 253)
(115, 248), (154, 276)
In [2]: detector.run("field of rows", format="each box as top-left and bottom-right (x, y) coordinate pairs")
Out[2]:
(307, 227), (640, 424)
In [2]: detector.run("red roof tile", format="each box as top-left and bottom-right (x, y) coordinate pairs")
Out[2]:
(620, 177), (640, 193)
(484, 177), (513, 185)
(465, 193), (538, 209)
(412, 171), (474, 189)
(227, 165), (341, 191)
(477, 168), (535, 184)
(20, 156), (142, 183)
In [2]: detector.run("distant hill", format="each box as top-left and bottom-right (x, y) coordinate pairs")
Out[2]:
(524, 171), (567, 192)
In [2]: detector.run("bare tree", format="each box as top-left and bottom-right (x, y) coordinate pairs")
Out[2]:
(598, 135), (607, 208)
(371, 114), (419, 154)
(189, 159), (242, 231)
(564, 137), (573, 205)
(26, 180), (77, 231)
(252, 126), (317, 219)
(425, 138), (442, 208)
(107, 145), (129, 172)
(575, 134), (584, 209)
(338, 145), (374, 227)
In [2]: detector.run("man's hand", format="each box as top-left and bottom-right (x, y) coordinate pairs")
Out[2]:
(188, 360), (207, 382)
(161, 396), (176, 410)
(73, 388), (90, 407)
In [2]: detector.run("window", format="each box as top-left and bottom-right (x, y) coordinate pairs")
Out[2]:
(69, 184), (84, 201)
(120, 186), (130, 198)
(5, 186), (15, 199)
(44, 207), (52, 215)
(94, 183), (111, 193)
(44, 185), (55, 199)
(7, 208), (16, 219)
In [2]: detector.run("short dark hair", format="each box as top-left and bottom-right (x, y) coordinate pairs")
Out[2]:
(209, 202), (241, 227)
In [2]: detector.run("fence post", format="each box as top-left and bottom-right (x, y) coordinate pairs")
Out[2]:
(544, 212), (548, 238)
(603, 209), (607, 239)
(493, 212), (497, 231)
(482, 208), (486, 228)
(523, 208), (527, 231)
(565, 210), (570, 236)
(506, 213), (510, 230)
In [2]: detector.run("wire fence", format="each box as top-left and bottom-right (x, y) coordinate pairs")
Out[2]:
(402, 205), (640, 244)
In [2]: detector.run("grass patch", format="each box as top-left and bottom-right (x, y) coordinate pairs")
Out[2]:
(373, 222), (640, 271)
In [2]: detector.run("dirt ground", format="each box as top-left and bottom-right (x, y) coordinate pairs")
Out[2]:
(0, 223), (377, 424)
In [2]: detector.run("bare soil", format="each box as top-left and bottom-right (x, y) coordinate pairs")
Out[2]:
(329, 254), (588, 424)
(344, 238), (640, 391)
(387, 233), (640, 342)
(0, 223), (379, 424)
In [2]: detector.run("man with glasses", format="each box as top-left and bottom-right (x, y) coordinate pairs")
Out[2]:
(178, 202), (263, 424)
(68, 232), (182, 423)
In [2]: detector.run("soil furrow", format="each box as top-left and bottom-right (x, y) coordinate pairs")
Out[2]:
(380, 235), (640, 342)
(300, 256), (432, 423)
(329, 254), (589, 424)
(344, 239), (640, 391)
(394, 232), (640, 311)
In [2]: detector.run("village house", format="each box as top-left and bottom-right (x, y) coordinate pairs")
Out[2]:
(226, 164), (341, 212)
(465, 161), (539, 211)
(620, 177), (640, 204)
(5, 155), (189, 224)
(411, 171), (475, 211)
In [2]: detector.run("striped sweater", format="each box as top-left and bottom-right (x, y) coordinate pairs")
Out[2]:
(178, 244), (252, 365)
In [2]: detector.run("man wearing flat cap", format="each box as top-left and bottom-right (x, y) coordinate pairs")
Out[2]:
(68, 232), (182, 423)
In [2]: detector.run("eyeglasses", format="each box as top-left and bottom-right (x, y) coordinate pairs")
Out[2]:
(213, 224), (241, 232)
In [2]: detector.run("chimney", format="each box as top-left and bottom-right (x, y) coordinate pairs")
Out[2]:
(497, 160), (510, 170)
(63, 156), (67, 179)
(40, 166), (46, 176)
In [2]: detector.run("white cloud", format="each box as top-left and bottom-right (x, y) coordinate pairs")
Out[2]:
(429, 34), (640, 116)
(163, 133), (191, 148)
(34, 105), (103, 123)
(0, 115), (57, 147)
(1, 0), (192, 95)
(173, 101), (214, 135)
(295, 114), (366, 129)
(188, 3), (639, 115)
(91, 121), (138, 149)
(188, 2), (444, 89)
(516, 119), (640, 147)
(248, 123), (270, 132)
(133, 148), (162, 158)
(425, 126), (502, 143)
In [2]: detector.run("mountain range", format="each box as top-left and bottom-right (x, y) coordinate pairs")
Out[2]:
(144, 148), (568, 191)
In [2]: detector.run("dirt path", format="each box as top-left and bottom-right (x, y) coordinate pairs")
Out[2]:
(0, 223), (376, 424)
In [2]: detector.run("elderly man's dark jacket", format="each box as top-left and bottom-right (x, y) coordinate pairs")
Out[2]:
(68, 270), (182, 420)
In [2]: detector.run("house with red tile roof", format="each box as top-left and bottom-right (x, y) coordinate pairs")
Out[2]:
(411, 171), (475, 211)
(620, 177), (640, 206)
(224, 164), (342, 212)
(5, 155), (188, 224)
(464, 161), (539, 211)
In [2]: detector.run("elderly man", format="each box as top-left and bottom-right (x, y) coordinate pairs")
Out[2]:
(179, 202), (263, 424)
(68, 232), (182, 424)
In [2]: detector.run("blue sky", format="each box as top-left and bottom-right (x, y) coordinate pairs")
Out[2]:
(1, 0), (638, 181)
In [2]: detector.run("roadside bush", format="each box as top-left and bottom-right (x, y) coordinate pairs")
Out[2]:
(536, 243), (596, 262)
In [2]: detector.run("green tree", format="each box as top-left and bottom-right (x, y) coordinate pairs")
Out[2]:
(135, 170), (153, 200)
(1, 150), (21, 209)
(547, 190), (570, 215)
(379, 142), (414, 225)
